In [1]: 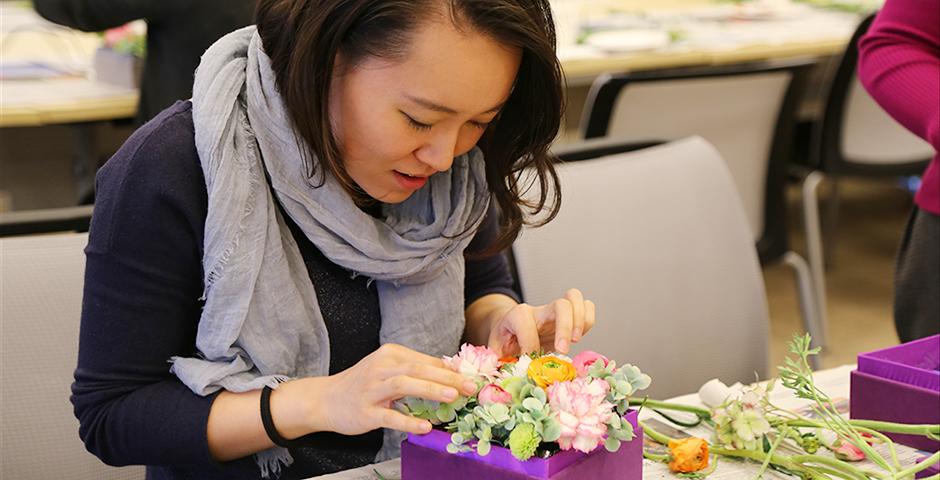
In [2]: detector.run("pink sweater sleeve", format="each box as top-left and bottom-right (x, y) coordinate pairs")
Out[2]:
(857, 0), (940, 152)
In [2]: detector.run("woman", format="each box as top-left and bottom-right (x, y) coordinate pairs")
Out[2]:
(857, 0), (939, 342)
(74, 0), (595, 478)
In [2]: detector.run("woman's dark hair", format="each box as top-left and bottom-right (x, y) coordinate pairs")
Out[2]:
(256, 0), (563, 251)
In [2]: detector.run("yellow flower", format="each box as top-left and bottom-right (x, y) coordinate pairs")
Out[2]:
(527, 356), (576, 388)
(668, 437), (709, 473)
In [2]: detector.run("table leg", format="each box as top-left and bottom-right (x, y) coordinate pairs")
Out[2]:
(70, 122), (98, 204)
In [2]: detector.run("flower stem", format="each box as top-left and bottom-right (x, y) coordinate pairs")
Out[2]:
(851, 425), (901, 469)
(643, 451), (669, 462)
(709, 446), (775, 463)
(755, 428), (789, 479)
(890, 451), (940, 479)
(708, 445), (830, 479)
(785, 418), (940, 437)
(640, 421), (674, 445)
(789, 454), (875, 480)
(808, 464), (864, 480)
(628, 398), (711, 418)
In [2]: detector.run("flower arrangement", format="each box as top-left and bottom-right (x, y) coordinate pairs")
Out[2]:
(92, 20), (145, 89)
(398, 344), (652, 461)
(101, 21), (146, 58)
(638, 335), (940, 479)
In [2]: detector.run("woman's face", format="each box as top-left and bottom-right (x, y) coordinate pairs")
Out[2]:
(329, 17), (522, 204)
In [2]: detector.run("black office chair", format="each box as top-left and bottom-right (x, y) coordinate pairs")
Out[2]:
(799, 13), (933, 328)
(0, 205), (93, 237)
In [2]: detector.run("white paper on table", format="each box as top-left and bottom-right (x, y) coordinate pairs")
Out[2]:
(640, 365), (935, 479)
(311, 459), (400, 480)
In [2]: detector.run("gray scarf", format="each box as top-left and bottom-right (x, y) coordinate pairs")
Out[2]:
(171, 26), (490, 477)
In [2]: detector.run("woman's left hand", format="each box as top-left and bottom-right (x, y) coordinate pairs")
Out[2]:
(486, 288), (595, 357)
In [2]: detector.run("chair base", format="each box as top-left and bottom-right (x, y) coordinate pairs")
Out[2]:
(802, 171), (830, 355)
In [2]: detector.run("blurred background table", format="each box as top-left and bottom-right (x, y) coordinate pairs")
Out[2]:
(0, 2), (138, 127)
(1, 2), (138, 205)
(549, 0), (879, 139)
(0, 0), (875, 133)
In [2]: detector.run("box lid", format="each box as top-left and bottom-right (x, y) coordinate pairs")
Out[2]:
(857, 335), (940, 392)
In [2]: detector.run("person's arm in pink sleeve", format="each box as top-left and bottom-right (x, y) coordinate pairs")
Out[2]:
(857, 0), (940, 152)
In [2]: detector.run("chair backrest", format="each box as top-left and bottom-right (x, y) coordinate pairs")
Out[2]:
(816, 14), (933, 174)
(0, 233), (144, 480)
(0, 205), (93, 237)
(581, 61), (812, 262)
(512, 137), (770, 399)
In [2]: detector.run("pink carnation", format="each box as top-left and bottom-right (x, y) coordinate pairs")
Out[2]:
(443, 344), (500, 381)
(547, 378), (615, 453)
(833, 441), (866, 462)
(478, 384), (512, 406)
(572, 350), (610, 376)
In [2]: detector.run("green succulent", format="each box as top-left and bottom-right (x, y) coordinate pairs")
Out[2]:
(586, 361), (651, 414)
(399, 395), (469, 424)
(508, 423), (541, 461)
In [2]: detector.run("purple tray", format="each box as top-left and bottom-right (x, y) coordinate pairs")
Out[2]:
(916, 456), (940, 479)
(402, 409), (642, 479)
(850, 369), (940, 452)
(858, 335), (940, 392)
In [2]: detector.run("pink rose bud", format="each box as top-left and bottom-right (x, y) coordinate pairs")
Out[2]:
(572, 351), (610, 376)
(478, 383), (512, 406)
(833, 441), (866, 462)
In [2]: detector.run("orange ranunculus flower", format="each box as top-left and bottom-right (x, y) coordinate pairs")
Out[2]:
(527, 356), (576, 388)
(668, 437), (709, 473)
(499, 355), (519, 365)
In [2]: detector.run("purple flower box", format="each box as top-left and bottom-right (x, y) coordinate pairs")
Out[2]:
(858, 335), (940, 390)
(401, 409), (643, 479)
(850, 335), (940, 453)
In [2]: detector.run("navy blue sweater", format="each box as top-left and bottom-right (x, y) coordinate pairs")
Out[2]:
(74, 101), (519, 479)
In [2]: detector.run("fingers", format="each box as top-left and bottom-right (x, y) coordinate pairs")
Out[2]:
(375, 375), (464, 405)
(488, 333), (519, 358)
(583, 300), (596, 336)
(550, 298), (574, 354)
(388, 362), (478, 396)
(531, 289), (594, 354)
(372, 407), (433, 435)
(565, 289), (586, 343)
(375, 344), (477, 397)
(487, 304), (540, 356)
(378, 343), (447, 368)
(511, 306), (542, 355)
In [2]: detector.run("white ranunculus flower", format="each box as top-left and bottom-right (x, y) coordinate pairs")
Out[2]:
(698, 378), (732, 408)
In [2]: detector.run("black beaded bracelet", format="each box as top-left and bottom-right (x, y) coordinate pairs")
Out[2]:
(260, 385), (301, 449)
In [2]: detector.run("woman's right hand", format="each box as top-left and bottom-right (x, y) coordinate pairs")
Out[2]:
(275, 343), (479, 438)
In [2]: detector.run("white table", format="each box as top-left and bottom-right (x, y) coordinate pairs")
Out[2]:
(312, 365), (934, 479)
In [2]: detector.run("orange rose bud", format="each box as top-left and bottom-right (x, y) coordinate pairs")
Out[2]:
(499, 355), (519, 365)
(668, 437), (709, 473)
(527, 356), (577, 389)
